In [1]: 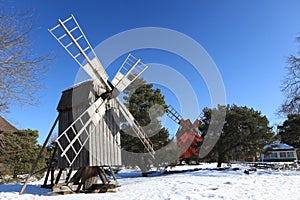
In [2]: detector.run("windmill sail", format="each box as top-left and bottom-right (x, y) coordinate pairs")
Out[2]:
(116, 98), (155, 158)
(166, 105), (183, 125)
(48, 15), (110, 91)
(111, 54), (148, 96)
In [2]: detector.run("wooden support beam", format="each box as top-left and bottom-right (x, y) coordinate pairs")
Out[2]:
(69, 168), (83, 185)
(97, 167), (108, 184)
(43, 144), (58, 187)
(109, 167), (117, 181)
(65, 168), (73, 183)
(32, 167), (48, 176)
(55, 168), (63, 185)
(51, 167), (55, 186)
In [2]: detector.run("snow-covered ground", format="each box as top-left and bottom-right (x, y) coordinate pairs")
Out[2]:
(1, 164), (300, 200)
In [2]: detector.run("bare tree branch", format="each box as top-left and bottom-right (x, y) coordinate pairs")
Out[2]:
(0, 9), (50, 113)
(279, 34), (300, 115)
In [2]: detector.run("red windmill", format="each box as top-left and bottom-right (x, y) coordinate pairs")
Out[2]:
(166, 105), (203, 164)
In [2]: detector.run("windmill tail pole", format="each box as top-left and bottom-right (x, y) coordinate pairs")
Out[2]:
(19, 115), (59, 195)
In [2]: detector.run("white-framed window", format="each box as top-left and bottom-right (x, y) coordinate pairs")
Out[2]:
(272, 152), (278, 158)
(279, 152), (287, 158)
(264, 152), (278, 158)
(264, 154), (269, 158)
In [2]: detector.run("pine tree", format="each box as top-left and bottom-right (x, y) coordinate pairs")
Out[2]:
(278, 114), (300, 158)
(0, 129), (47, 180)
(120, 78), (170, 173)
(200, 105), (275, 167)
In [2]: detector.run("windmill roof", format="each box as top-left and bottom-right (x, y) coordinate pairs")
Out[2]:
(57, 80), (96, 112)
(0, 116), (18, 133)
(264, 141), (296, 150)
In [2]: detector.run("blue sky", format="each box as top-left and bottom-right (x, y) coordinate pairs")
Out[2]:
(2, 0), (300, 143)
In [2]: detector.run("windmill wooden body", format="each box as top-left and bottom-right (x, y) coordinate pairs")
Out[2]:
(56, 80), (122, 169)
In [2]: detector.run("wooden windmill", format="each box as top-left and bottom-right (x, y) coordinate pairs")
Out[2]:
(20, 15), (155, 194)
(166, 105), (203, 164)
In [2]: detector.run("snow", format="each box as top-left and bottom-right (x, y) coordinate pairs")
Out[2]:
(1, 164), (300, 200)
(264, 141), (295, 150)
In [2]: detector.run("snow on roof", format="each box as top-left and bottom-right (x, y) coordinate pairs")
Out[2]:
(63, 79), (93, 92)
(264, 141), (295, 150)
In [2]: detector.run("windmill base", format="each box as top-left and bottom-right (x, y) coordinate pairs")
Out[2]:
(42, 166), (120, 195)
(52, 182), (119, 195)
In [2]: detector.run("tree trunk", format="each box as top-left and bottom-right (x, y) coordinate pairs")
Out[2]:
(217, 152), (225, 168)
(217, 160), (222, 168)
(13, 170), (17, 179)
(138, 155), (149, 177)
(141, 172), (148, 177)
(139, 163), (148, 177)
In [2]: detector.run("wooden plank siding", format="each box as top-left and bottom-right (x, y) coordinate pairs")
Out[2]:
(57, 81), (122, 168)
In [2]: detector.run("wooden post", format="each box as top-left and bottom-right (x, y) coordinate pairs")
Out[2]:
(31, 167), (48, 176)
(51, 167), (55, 186)
(43, 167), (50, 186)
(65, 168), (73, 183)
(55, 168), (63, 184)
(98, 167), (109, 184)
(42, 144), (58, 187)
(19, 115), (59, 195)
(109, 167), (117, 181)
(69, 167), (83, 185)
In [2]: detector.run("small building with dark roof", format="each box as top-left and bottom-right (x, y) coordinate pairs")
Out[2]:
(0, 116), (18, 133)
(261, 141), (298, 162)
